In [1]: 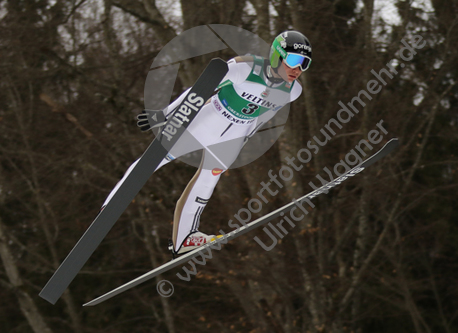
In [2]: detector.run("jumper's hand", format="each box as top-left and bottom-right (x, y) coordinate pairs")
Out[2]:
(137, 109), (166, 132)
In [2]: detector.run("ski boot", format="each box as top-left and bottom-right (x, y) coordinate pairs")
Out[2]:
(168, 231), (223, 256)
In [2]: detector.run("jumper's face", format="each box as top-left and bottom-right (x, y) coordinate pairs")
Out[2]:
(278, 60), (303, 83)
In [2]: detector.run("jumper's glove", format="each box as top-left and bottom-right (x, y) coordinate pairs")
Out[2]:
(136, 109), (166, 132)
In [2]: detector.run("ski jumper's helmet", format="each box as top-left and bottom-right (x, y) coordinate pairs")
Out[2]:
(269, 31), (312, 71)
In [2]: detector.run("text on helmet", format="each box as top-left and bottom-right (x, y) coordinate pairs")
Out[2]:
(293, 43), (312, 52)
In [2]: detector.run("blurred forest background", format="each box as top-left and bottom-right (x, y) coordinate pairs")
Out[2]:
(1, 0), (457, 332)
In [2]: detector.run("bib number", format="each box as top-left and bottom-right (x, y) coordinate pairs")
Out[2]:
(241, 103), (259, 115)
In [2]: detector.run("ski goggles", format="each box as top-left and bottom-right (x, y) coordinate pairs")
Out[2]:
(273, 39), (312, 71)
(283, 53), (312, 71)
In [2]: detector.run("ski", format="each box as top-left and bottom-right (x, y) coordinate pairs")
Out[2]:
(83, 138), (399, 307)
(39, 58), (228, 305)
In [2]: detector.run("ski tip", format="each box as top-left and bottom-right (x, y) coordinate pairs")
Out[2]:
(387, 137), (399, 145)
(384, 137), (400, 151)
(359, 137), (399, 169)
(210, 57), (226, 63)
(209, 58), (228, 71)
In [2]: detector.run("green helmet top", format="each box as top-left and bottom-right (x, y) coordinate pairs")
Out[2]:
(269, 31), (312, 70)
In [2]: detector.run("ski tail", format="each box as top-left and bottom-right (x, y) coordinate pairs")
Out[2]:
(39, 58), (228, 305)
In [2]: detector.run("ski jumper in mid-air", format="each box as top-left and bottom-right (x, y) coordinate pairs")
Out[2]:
(102, 30), (312, 255)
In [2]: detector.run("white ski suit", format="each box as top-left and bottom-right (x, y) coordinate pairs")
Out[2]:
(103, 55), (302, 252)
